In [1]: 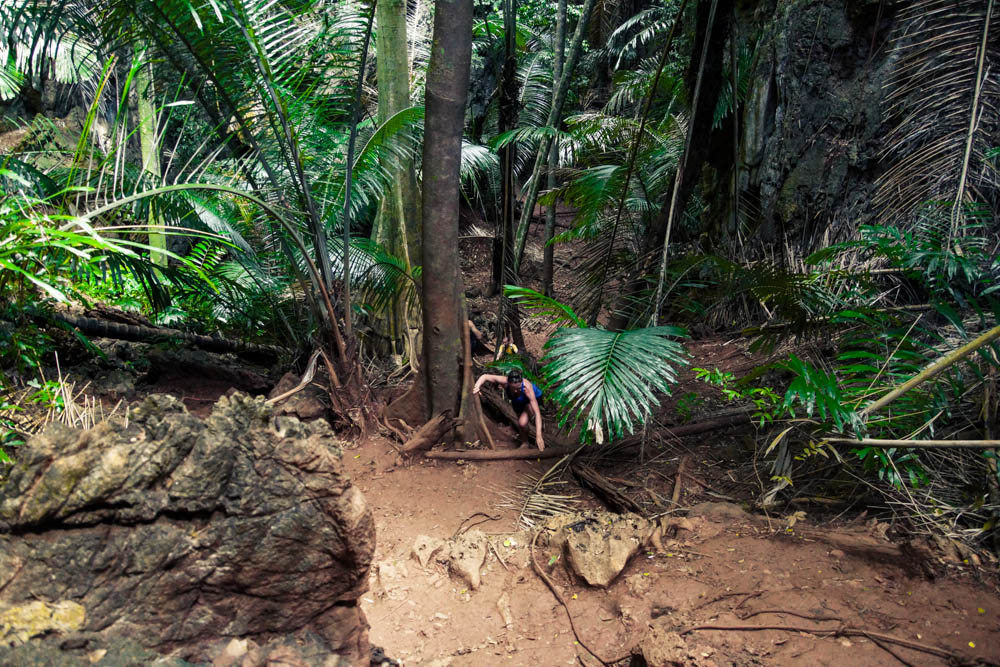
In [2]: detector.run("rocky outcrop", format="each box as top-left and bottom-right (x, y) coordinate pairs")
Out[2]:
(0, 393), (374, 665)
(704, 0), (898, 248)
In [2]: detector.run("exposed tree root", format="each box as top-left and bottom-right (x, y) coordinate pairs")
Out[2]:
(679, 622), (975, 665)
(529, 528), (620, 666)
(425, 447), (574, 460)
(400, 410), (460, 453)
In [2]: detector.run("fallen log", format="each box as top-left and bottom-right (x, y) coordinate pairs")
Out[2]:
(662, 414), (747, 438)
(424, 446), (575, 460)
(52, 312), (285, 359)
(400, 410), (461, 454)
(571, 462), (644, 514)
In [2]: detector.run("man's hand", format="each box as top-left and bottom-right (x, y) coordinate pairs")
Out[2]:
(536, 435), (545, 451)
(472, 384), (480, 394)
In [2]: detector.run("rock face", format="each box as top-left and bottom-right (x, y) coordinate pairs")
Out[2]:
(704, 0), (898, 247)
(0, 393), (374, 665)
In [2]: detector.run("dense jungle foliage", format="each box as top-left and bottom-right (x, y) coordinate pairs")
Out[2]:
(1, 0), (999, 551)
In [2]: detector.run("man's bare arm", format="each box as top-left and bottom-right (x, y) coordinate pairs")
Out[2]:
(527, 383), (544, 450)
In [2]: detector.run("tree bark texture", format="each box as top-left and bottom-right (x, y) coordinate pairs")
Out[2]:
(421, 0), (473, 419)
(134, 54), (167, 268)
(542, 0), (567, 297)
(373, 0), (421, 270)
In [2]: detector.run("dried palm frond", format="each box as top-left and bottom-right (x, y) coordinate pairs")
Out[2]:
(875, 0), (1000, 233)
(495, 471), (580, 529)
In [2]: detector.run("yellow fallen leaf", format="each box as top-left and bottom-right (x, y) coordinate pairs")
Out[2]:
(571, 594), (577, 600)
(969, 642), (976, 648)
(978, 607), (986, 614)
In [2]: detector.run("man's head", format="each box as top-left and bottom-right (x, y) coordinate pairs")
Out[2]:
(506, 369), (523, 392)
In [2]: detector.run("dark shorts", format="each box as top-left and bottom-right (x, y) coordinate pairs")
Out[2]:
(511, 395), (529, 415)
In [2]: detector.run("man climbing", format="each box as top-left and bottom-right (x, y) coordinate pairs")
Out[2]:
(467, 319), (494, 357)
(473, 369), (544, 450)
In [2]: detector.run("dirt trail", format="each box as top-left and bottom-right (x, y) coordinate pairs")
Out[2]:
(343, 430), (1000, 666)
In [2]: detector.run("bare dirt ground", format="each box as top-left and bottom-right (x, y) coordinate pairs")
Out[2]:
(343, 389), (1000, 667)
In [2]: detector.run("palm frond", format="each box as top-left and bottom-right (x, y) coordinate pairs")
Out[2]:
(504, 285), (587, 327)
(542, 326), (689, 441)
(875, 0), (1000, 230)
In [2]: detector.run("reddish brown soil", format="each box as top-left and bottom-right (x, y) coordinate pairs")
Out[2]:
(343, 414), (1000, 667)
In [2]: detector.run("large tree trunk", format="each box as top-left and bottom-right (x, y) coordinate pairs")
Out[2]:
(421, 0), (473, 420)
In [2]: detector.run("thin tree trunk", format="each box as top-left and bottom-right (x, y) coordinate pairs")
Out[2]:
(596, 0), (689, 329)
(651, 0), (720, 326)
(511, 0), (598, 277)
(422, 0), (473, 420)
(372, 0), (420, 357)
(342, 3), (377, 338)
(542, 0), (567, 297)
(950, 0), (994, 243)
(860, 323), (1000, 417)
(491, 0), (519, 296)
(134, 52), (167, 268)
(373, 0), (421, 269)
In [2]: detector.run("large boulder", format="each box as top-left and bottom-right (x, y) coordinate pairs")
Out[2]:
(0, 393), (374, 665)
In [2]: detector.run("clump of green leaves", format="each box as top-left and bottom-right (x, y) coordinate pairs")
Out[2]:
(693, 367), (781, 426)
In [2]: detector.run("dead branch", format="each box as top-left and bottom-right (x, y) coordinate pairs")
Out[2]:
(381, 416), (410, 444)
(861, 323), (1000, 417)
(678, 623), (967, 663)
(530, 528), (615, 666)
(825, 437), (1000, 449)
(474, 393), (495, 449)
(671, 456), (687, 505)
(425, 446), (576, 460)
(453, 512), (502, 537)
(662, 413), (748, 438)
(571, 462), (644, 514)
(266, 350), (321, 405)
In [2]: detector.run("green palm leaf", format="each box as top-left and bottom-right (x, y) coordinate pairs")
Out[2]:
(504, 285), (587, 328)
(542, 326), (688, 441)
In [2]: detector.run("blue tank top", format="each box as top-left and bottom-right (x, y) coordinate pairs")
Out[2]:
(507, 381), (542, 410)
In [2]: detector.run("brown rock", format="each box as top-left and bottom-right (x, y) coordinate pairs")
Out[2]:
(0, 393), (373, 664)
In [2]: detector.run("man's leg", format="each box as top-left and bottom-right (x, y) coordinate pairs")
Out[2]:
(517, 411), (530, 445)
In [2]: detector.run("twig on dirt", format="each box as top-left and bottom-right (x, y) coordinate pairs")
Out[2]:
(691, 590), (756, 612)
(733, 591), (763, 611)
(671, 456), (687, 505)
(679, 623), (967, 663)
(454, 512), (502, 537)
(529, 528), (616, 666)
(865, 633), (919, 667)
(738, 609), (841, 623)
(372, 600), (411, 624)
(681, 471), (735, 500)
(487, 538), (511, 572)
(425, 446), (576, 460)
